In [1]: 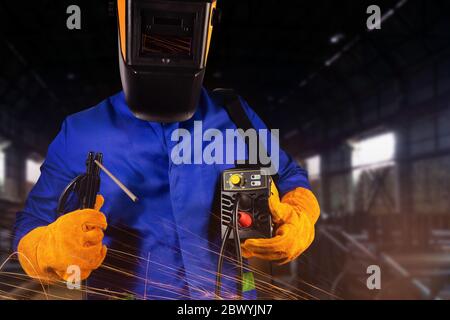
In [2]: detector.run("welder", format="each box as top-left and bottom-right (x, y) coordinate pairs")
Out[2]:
(14, 0), (320, 299)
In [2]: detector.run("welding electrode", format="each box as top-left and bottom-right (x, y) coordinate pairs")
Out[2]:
(94, 160), (139, 202)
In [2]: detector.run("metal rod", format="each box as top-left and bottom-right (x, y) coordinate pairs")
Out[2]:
(94, 160), (138, 202)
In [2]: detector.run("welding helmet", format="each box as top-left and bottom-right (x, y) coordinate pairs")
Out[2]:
(117, 0), (217, 122)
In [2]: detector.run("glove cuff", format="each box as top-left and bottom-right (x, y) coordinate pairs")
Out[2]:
(282, 187), (320, 224)
(17, 226), (59, 284)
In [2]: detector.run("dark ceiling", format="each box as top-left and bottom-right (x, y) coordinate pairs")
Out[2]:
(1, 0), (449, 148)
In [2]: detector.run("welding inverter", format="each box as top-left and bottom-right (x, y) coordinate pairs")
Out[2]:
(220, 168), (272, 241)
(212, 89), (277, 299)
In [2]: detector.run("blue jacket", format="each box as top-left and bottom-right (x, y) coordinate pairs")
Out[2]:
(14, 89), (310, 299)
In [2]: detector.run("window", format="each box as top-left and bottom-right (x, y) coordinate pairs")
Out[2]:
(0, 147), (5, 191)
(305, 155), (321, 181)
(26, 157), (44, 184)
(350, 132), (396, 182)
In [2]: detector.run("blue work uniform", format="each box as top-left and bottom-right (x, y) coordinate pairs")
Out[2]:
(13, 89), (310, 300)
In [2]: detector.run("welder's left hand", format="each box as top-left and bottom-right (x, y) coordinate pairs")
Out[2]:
(241, 183), (320, 264)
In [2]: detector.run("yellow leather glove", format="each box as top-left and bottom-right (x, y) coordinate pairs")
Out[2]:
(18, 195), (107, 283)
(241, 183), (320, 264)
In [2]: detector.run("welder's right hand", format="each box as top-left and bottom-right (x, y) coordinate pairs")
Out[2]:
(18, 195), (107, 283)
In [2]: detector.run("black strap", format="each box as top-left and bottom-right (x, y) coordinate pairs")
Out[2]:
(213, 88), (255, 133)
(212, 88), (279, 183)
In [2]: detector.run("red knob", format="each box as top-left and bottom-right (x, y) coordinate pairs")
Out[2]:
(238, 211), (253, 228)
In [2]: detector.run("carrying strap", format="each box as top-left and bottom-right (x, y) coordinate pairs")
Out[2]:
(212, 88), (279, 183)
(213, 88), (255, 133)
